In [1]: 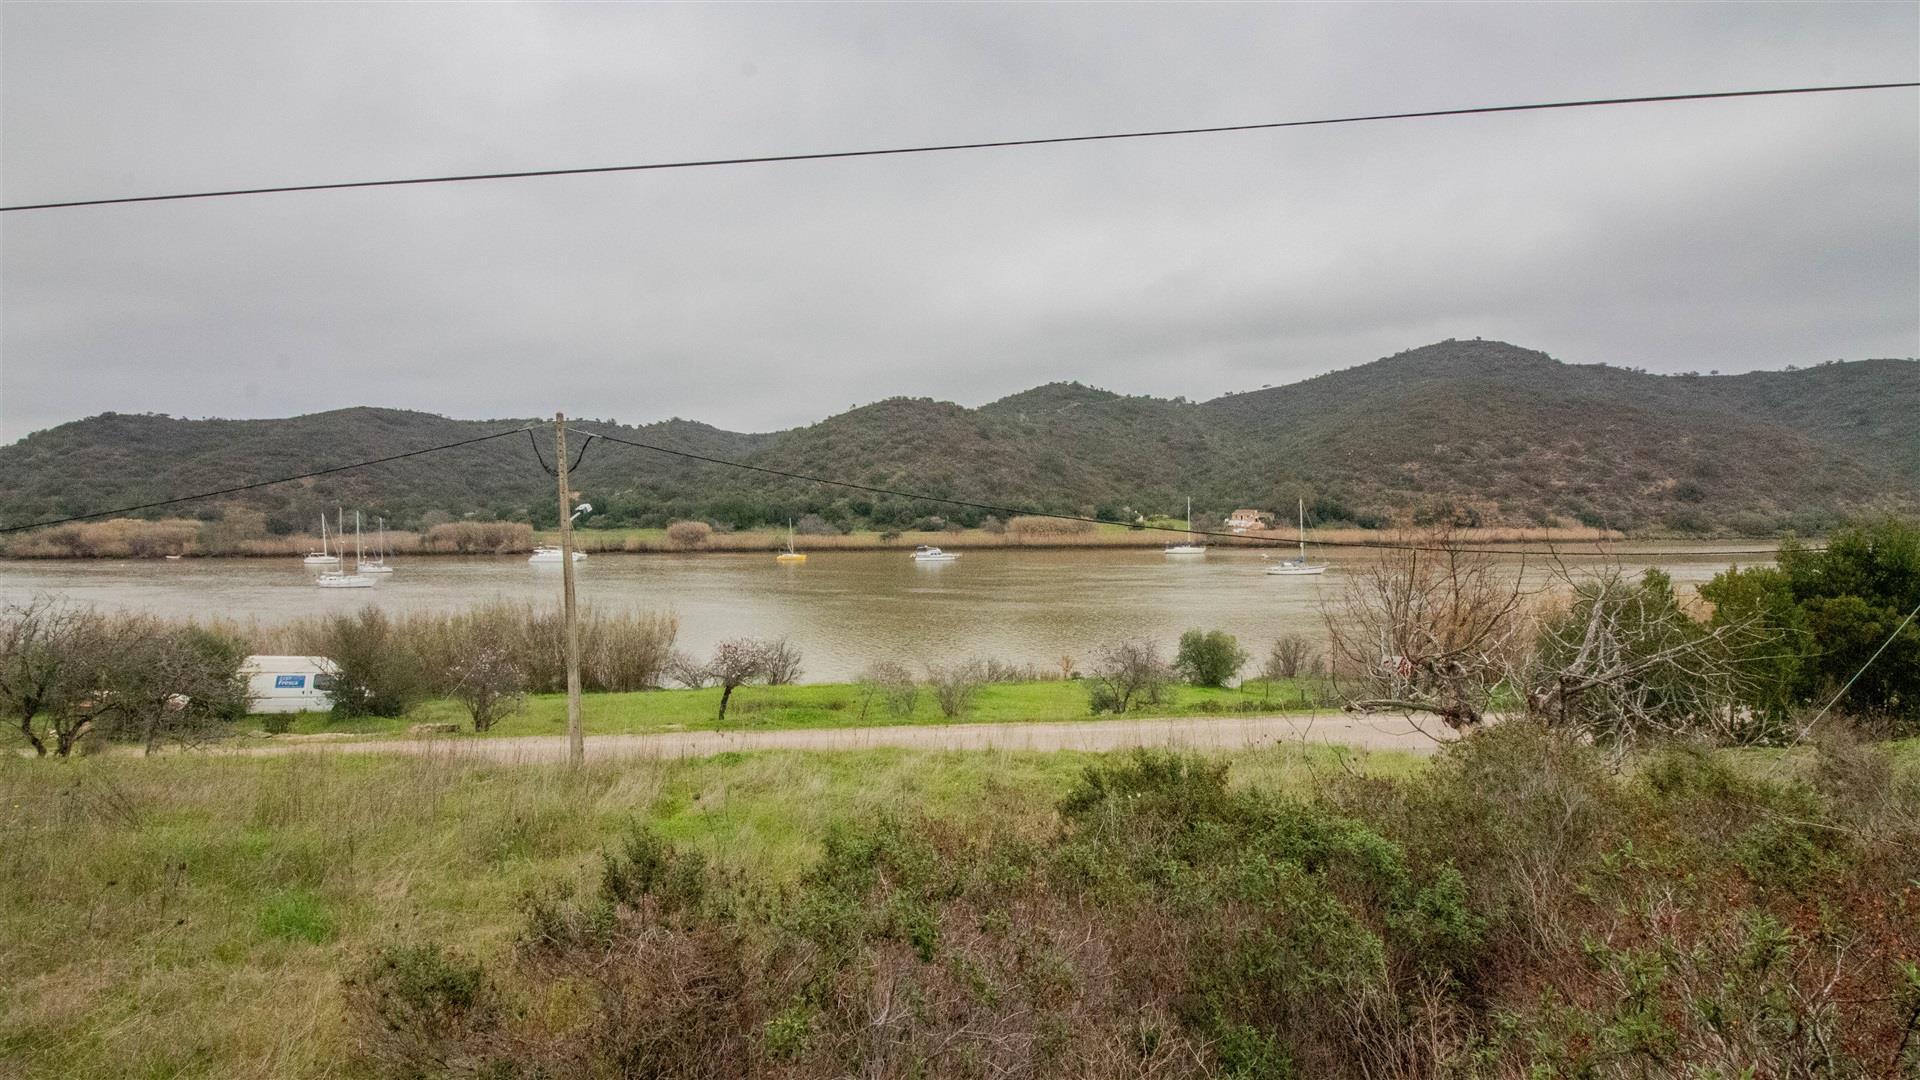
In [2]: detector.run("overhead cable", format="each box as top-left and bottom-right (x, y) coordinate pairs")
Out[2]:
(4, 82), (1913, 213)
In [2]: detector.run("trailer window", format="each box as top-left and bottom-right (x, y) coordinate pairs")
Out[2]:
(313, 674), (338, 691)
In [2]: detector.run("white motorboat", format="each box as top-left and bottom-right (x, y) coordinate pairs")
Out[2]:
(360, 516), (395, 574)
(528, 545), (586, 564)
(303, 514), (340, 565)
(1265, 498), (1328, 576)
(316, 510), (375, 588)
(911, 545), (959, 563)
(1164, 497), (1206, 555)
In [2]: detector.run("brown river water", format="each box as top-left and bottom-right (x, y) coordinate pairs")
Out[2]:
(0, 544), (1776, 682)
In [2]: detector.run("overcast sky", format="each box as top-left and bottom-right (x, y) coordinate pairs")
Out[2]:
(2, 2), (1915, 441)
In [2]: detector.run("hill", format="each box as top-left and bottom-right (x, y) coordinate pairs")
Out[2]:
(1, 340), (1914, 536)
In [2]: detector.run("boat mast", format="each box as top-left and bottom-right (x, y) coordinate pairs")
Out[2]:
(354, 511), (364, 572)
(1298, 498), (1307, 564)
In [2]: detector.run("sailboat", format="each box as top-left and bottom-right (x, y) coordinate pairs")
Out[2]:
(316, 510), (375, 588)
(302, 514), (340, 565)
(775, 519), (807, 563)
(1164, 497), (1206, 555)
(360, 517), (395, 574)
(1265, 498), (1328, 576)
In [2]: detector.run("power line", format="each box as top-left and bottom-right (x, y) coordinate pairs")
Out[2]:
(0, 426), (532, 534)
(5, 82), (1913, 213)
(567, 425), (1805, 558)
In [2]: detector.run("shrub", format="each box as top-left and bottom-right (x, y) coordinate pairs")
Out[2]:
(926, 660), (986, 718)
(1174, 628), (1249, 688)
(421, 520), (531, 554)
(855, 661), (918, 720)
(665, 520), (714, 548)
(1262, 634), (1316, 681)
(1006, 515), (1095, 538)
(1087, 638), (1172, 714)
(446, 646), (525, 733)
(322, 609), (427, 718)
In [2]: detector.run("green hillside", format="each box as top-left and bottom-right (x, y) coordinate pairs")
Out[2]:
(1, 340), (1913, 536)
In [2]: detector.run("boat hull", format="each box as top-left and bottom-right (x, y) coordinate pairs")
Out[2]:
(1265, 565), (1328, 576)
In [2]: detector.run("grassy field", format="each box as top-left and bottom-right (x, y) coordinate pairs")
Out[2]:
(0, 743), (1416, 1079)
(217, 677), (1336, 741)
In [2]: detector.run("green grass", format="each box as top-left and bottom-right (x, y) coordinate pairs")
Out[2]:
(228, 677), (1334, 740)
(0, 742), (1416, 1078)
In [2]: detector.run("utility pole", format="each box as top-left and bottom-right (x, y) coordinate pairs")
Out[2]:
(555, 412), (584, 767)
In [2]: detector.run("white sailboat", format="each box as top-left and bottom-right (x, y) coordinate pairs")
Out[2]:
(316, 510), (375, 588)
(360, 517), (395, 574)
(302, 514), (340, 565)
(1265, 498), (1328, 576)
(1164, 497), (1206, 555)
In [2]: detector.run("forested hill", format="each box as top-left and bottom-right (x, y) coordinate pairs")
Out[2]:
(2, 340), (1914, 536)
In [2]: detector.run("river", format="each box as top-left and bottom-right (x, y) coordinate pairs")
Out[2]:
(0, 544), (1776, 682)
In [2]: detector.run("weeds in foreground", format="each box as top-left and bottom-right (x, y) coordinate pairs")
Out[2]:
(350, 725), (1920, 1077)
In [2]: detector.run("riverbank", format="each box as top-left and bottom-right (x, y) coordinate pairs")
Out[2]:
(0, 517), (1649, 559)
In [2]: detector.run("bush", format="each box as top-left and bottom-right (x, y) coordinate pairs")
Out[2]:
(1005, 515), (1095, 538)
(1174, 628), (1249, 688)
(1262, 634), (1316, 681)
(1087, 638), (1172, 714)
(421, 521), (531, 554)
(855, 661), (918, 720)
(666, 521), (714, 548)
(322, 609), (428, 718)
(925, 660), (986, 718)
(446, 646), (525, 732)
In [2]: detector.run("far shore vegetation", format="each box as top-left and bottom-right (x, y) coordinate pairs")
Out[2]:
(14, 508), (1829, 560)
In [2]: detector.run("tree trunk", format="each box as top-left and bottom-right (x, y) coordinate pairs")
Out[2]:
(717, 684), (734, 721)
(18, 715), (46, 757)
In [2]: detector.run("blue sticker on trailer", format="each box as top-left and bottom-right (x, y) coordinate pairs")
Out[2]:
(275, 675), (306, 689)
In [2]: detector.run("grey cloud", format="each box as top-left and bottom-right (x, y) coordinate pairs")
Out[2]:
(2, 2), (1915, 440)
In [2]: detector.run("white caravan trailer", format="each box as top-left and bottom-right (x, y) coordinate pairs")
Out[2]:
(241, 655), (340, 714)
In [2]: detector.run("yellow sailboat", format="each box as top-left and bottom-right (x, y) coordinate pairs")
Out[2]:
(775, 519), (807, 563)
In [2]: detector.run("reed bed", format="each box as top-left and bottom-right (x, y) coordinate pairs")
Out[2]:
(242, 602), (678, 694)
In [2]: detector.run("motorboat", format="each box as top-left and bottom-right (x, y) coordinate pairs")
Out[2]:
(316, 510), (375, 588)
(1164, 496), (1206, 555)
(911, 545), (959, 563)
(303, 514), (340, 565)
(1265, 498), (1329, 576)
(529, 545), (586, 564)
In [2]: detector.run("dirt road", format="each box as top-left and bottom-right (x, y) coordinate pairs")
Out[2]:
(241, 712), (1453, 763)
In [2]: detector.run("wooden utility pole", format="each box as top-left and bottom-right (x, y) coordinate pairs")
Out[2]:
(555, 412), (584, 767)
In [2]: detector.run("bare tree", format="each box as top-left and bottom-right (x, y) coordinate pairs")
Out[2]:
(666, 650), (715, 689)
(1087, 638), (1173, 714)
(0, 600), (93, 756)
(1522, 566), (1780, 752)
(758, 639), (803, 686)
(926, 660), (987, 719)
(1262, 635), (1317, 682)
(448, 646), (527, 732)
(1323, 529), (1530, 732)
